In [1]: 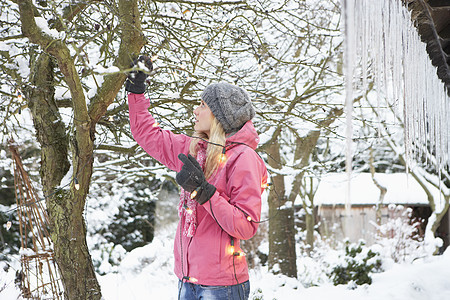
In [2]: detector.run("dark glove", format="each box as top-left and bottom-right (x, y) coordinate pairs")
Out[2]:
(125, 55), (153, 94)
(176, 154), (216, 205)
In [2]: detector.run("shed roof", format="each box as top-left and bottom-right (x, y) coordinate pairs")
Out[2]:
(408, 0), (450, 95)
(313, 173), (441, 206)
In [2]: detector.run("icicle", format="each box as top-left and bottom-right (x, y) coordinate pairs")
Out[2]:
(343, 0), (450, 173)
(342, 0), (356, 215)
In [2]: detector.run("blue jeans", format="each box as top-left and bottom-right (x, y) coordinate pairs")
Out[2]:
(178, 280), (250, 300)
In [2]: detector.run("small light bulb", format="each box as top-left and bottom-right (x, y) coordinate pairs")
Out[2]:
(190, 190), (198, 199)
(108, 115), (115, 122)
(74, 178), (80, 190)
(247, 216), (252, 222)
(152, 121), (159, 127)
(6, 221), (12, 231)
(234, 251), (246, 257)
(17, 90), (23, 114)
(219, 147), (227, 163)
(262, 182), (272, 189)
(151, 55), (159, 62)
(229, 245), (235, 255)
(183, 276), (198, 283)
(183, 203), (193, 214)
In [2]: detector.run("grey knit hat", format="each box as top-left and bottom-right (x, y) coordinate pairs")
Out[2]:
(201, 82), (255, 133)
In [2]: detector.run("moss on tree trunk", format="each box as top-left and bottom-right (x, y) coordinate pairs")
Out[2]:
(18, 0), (145, 298)
(27, 52), (101, 299)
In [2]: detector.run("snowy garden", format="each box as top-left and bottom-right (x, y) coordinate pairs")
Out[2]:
(1, 0), (450, 299)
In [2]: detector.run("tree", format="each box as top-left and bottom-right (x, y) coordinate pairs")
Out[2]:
(377, 115), (450, 252)
(253, 1), (342, 276)
(359, 89), (449, 253)
(1, 0), (344, 293)
(2, 0), (145, 298)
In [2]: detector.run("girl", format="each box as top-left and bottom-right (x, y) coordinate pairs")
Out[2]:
(126, 57), (267, 300)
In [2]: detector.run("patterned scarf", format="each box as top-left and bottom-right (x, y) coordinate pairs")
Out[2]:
(178, 142), (207, 237)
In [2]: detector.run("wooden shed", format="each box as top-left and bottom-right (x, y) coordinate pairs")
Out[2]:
(312, 173), (449, 251)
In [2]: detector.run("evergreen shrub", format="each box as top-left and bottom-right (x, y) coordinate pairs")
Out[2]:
(330, 240), (382, 286)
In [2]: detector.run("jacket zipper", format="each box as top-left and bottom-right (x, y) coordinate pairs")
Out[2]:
(185, 236), (193, 277)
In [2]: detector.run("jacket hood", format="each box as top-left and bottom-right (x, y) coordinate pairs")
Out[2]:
(225, 120), (260, 150)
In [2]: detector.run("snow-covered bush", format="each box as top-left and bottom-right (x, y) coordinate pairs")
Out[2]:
(91, 242), (127, 275)
(86, 174), (159, 274)
(251, 288), (264, 300)
(329, 240), (382, 286)
(296, 232), (383, 288)
(372, 204), (427, 263)
(296, 231), (337, 287)
(104, 196), (155, 252)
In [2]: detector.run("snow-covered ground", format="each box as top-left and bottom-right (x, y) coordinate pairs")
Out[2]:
(2, 222), (450, 300)
(97, 229), (450, 300)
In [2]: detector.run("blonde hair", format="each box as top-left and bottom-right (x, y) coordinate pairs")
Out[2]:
(189, 117), (226, 179)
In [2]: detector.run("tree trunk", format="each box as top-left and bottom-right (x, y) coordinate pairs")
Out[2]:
(27, 53), (101, 299)
(18, 0), (145, 298)
(369, 147), (386, 225)
(301, 177), (317, 253)
(305, 211), (315, 250)
(290, 108), (343, 254)
(267, 137), (297, 277)
(265, 108), (343, 276)
(50, 189), (100, 299)
(27, 53), (70, 192)
(429, 197), (450, 235)
(397, 151), (450, 241)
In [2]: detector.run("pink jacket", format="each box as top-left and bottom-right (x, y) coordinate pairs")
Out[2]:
(128, 93), (267, 286)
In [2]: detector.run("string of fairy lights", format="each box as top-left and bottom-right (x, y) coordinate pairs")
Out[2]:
(3, 84), (282, 230)
(173, 134), (270, 299)
(146, 97), (282, 300)
(4, 74), (285, 300)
